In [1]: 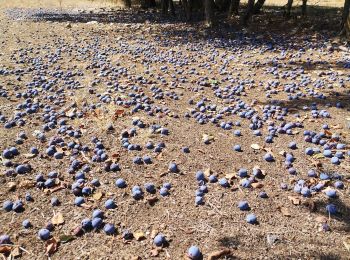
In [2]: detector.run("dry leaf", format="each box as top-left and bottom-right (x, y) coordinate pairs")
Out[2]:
(303, 199), (316, 212)
(313, 153), (325, 159)
(251, 183), (263, 188)
(331, 124), (342, 129)
(19, 180), (35, 189)
(278, 150), (286, 156)
(150, 230), (158, 239)
(134, 231), (146, 241)
(204, 168), (211, 177)
(93, 191), (104, 200)
(288, 196), (301, 205)
(280, 207), (291, 217)
(225, 173), (236, 180)
(49, 184), (66, 193)
(315, 216), (327, 223)
(113, 109), (125, 120)
(81, 203), (92, 209)
(324, 129), (332, 136)
(208, 249), (232, 260)
(52, 212), (64, 225)
(7, 182), (16, 191)
(343, 237), (350, 252)
(251, 143), (261, 150)
(151, 248), (160, 257)
(11, 246), (21, 257)
(46, 237), (59, 255)
(0, 245), (12, 254)
(146, 196), (158, 205)
(202, 133), (214, 142)
(23, 153), (37, 159)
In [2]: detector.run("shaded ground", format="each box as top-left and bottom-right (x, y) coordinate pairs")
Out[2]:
(0, 1), (350, 260)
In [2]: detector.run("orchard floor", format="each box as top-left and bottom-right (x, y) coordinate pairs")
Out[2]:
(0, 0), (350, 259)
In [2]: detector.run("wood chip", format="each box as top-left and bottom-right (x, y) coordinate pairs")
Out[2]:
(251, 143), (261, 150)
(208, 249), (232, 260)
(288, 196), (301, 205)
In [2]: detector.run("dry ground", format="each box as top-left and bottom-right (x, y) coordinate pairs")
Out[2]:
(0, 0), (349, 260)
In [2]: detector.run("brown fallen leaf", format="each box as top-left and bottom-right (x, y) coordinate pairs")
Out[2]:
(113, 109), (125, 120)
(0, 245), (12, 254)
(46, 237), (59, 255)
(280, 207), (291, 217)
(288, 196), (301, 205)
(146, 196), (158, 205)
(208, 249), (232, 260)
(52, 212), (64, 225)
(324, 129), (332, 136)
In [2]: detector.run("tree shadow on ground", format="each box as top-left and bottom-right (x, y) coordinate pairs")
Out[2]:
(215, 236), (241, 259)
(310, 197), (350, 233)
(218, 236), (240, 249)
(265, 91), (350, 112)
(9, 4), (345, 36)
(7, 4), (349, 54)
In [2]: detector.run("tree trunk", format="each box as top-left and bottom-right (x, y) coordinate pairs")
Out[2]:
(286, 0), (293, 17)
(205, 0), (215, 27)
(216, 0), (230, 11)
(149, 0), (156, 8)
(169, 0), (175, 15)
(340, 0), (350, 38)
(161, 0), (169, 15)
(301, 0), (307, 16)
(342, 0), (350, 26)
(141, 0), (156, 8)
(241, 0), (255, 25)
(123, 0), (131, 8)
(182, 0), (193, 20)
(228, 0), (240, 16)
(344, 13), (350, 38)
(253, 0), (265, 14)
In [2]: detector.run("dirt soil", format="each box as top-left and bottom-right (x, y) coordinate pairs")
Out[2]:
(0, 0), (350, 259)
